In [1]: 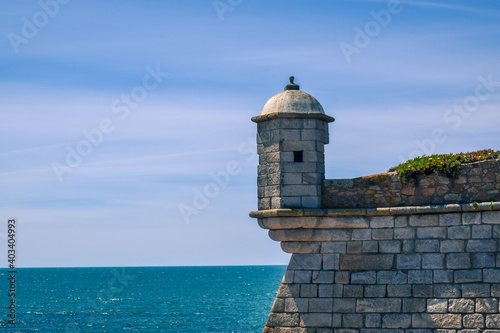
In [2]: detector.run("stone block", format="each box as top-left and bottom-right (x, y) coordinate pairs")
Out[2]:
(365, 313), (382, 328)
(486, 314), (500, 328)
(300, 313), (332, 327)
(440, 240), (465, 253)
(472, 225), (493, 238)
(463, 212), (481, 225)
(427, 299), (448, 313)
(294, 270), (312, 283)
(259, 197), (271, 210)
(266, 313), (300, 327)
(484, 269), (500, 283)
(476, 298), (499, 313)
(395, 227), (415, 239)
(403, 298), (426, 312)
(323, 254), (340, 270)
(301, 196), (321, 208)
(343, 314), (363, 328)
(493, 225), (500, 238)
(281, 140), (316, 151)
(398, 241), (412, 255)
(440, 213), (462, 226)
(321, 242), (347, 254)
(466, 240), (497, 253)
(356, 298), (401, 313)
(413, 284), (434, 298)
(333, 298), (356, 313)
(463, 314), (485, 328)
(351, 271), (376, 284)
(335, 271), (350, 284)
(282, 162), (318, 173)
(331, 314), (342, 328)
(434, 270), (454, 283)
(347, 241), (362, 254)
(271, 297), (285, 312)
(312, 270), (334, 284)
(282, 172), (303, 185)
(309, 298), (333, 313)
(492, 284), (500, 297)
(446, 253), (471, 269)
(277, 284), (300, 298)
(364, 285), (386, 298)
(434, 284), (461, 298)
(448, 226), (471, 239)
(352, 229), (372, 240)
(372, 229), (394, 240)
(472, 253), (496, 268)
(387, 285), (411, 297)
(283, 270), (295, 283)
(280, 196), (302, 208)
(379, 240), (402, 253)
(423, 253), (445, 269)
(483, 211), (500, 224)
(448, 299), (475, 313)
(411, 314), (462, 328)
(282, 184), (318, 197)
(462, 283), (490, 297)
(395, 215), (409, 227)
(282, 242), (321, 254)
(285, 297), (309, 312)
(362, 241), (379, 253)
(370, 216), (394, 228)
(382, 314), (411, 328)
(410, 214), (439, 227)
(377, 270), (407, 284)
(397, 254), (421, 269)
(301, 129), (328, 142)
(340, 254), (394, 270)
(409, 270), (433, 284)
(288, 254), (323, 270)
(317, 284), (332, 298)
(454, 269), (482, 283)
(344, 285), (364, 298)
(417, 227), (447, 239)
(300, 284), (317, 297)
(415, 239), (440, 253)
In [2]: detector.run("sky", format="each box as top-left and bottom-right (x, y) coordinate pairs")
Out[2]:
(1, 0), (499, 268)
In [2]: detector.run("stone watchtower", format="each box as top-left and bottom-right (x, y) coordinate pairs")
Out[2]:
(252, 76), (334, 210)
(251, 78), (500, 332)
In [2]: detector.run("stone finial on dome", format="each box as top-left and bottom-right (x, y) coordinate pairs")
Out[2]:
(260, 77), (326, 115)
(285, 76), (300, 91)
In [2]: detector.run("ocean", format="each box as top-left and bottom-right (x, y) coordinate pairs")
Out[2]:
(0, 266), (286, 332)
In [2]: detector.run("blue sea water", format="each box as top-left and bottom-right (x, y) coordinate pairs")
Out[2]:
(0, 266), (286, 332)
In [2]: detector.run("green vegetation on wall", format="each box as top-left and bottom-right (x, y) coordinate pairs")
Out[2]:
(389, 149), (500, 184)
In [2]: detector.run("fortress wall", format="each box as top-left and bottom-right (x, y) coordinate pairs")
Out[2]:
(254, 204), (500, 332)
(322, 159), (500, 209)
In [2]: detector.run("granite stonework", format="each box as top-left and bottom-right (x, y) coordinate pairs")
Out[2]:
(251, 79), (500, 333)
(323, 159), (500, 209)
(252, 205), (500, 332)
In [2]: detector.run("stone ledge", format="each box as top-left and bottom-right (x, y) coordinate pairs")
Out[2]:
(251, 111), (335, 124)
(249, 201), (500, 219)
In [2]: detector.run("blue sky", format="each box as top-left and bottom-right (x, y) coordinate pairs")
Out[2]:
(1, 0), (499, 267)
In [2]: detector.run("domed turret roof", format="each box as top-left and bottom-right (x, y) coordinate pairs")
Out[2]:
(261, 76), (325, 115)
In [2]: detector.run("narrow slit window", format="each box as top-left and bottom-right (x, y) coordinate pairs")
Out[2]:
(293, 151), (303, 162)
